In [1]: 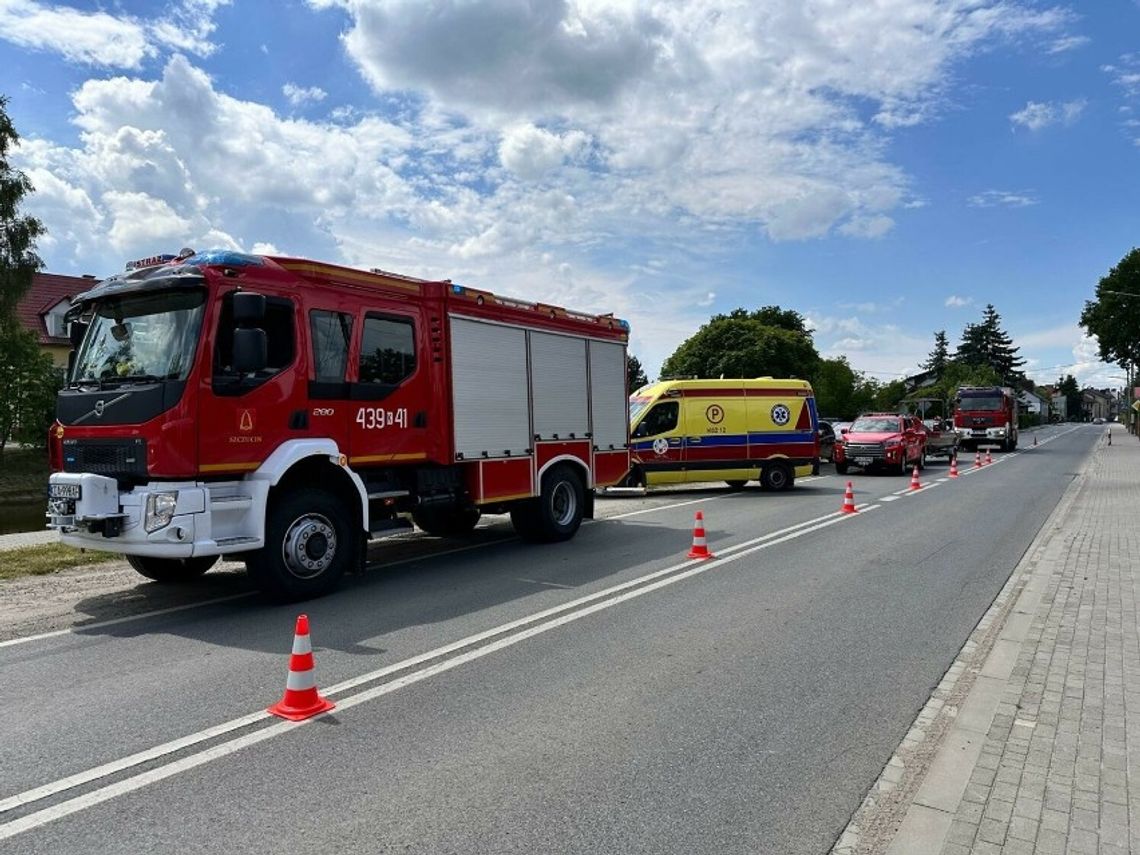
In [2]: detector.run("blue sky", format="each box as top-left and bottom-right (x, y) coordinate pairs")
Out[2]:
(1, 0), (1138, 387)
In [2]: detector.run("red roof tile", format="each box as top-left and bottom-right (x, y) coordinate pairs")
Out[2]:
(14, 271), (97, 346)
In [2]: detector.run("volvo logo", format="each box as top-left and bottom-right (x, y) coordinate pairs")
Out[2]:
(74, 392), (129, 425)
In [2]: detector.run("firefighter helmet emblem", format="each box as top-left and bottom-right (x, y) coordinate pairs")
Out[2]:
(94, 400), (105, 418)
(771, 404), (791, 426)
(652, 437), (669, 456)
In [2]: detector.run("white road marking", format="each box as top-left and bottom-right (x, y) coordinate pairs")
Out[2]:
(881, 496), (900, 502)
(0, 504), (877, 835)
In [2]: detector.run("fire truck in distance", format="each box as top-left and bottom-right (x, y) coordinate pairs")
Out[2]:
(954, 385), (1019, 451)
(47, 250), (631, 600)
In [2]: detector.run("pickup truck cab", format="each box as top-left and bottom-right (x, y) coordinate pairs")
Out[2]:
(834, 413), (926, 475)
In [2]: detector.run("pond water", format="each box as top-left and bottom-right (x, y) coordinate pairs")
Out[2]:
(0, 500), (49, 536)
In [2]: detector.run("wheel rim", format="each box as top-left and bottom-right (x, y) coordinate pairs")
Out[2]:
(282, 513), (337, 579)
(769, 468), (788, 489)
(551, 480), (577, 526)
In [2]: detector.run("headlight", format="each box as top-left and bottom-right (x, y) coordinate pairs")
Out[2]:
(145, 491), (178, 533)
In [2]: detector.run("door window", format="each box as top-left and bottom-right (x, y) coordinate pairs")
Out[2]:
(633, 401), (679, 438)
(354, 314), (416, 399)
(310, 310), (353, 398)
(213, 292), (295, 395)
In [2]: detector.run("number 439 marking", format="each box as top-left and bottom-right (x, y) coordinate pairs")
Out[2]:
(355, 407), (408, 430)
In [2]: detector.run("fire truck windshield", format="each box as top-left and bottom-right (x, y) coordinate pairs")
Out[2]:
(72, 289), (206, 387)
(959, 396), (1004, 412)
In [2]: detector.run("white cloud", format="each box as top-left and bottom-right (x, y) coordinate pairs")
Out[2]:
(968, 190), (1038, 208)
(498, 124), (590, 180)
(1047, 35), (1089, 54)
(1009, 99), (1086, 131)
(283, 83), (329, 107)
(0, 0), (228, 67)
(945, 295), (974, 308)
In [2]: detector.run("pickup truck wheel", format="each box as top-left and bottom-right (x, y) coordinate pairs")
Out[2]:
(835, 461), (848, 475)
(247, 489), (354, 601)
(898, 454), (908, 476)
(412, 506), (481, 537)
(511, 464), (584, 543)
(126, 555), (218, 583)
(918, 450), (927, 470)
(760, 462), (794, 491)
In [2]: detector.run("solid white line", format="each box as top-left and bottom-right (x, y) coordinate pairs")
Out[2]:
(0, 504), (878, 837)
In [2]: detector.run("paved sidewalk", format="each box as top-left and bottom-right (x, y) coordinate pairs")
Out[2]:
(840, 424), (1136, 854)
(0, 529), (57, 552)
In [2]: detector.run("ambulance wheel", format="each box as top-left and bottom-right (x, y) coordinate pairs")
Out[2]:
(725, 480), (747, 490)
(760, 462), (793, 491)
(247, 489), (353, 601)
(127, 555), (217, 583)
(511, 464), (584, 543)
(412, 505), (481, 537)
(835, 461), (849, 475)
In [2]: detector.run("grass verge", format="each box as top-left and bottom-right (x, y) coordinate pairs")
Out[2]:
(0, 544), (121, 581)
(0, 447), (50, 500)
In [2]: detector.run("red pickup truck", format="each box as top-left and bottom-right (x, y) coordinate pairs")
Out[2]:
(834, 413), (927, 475)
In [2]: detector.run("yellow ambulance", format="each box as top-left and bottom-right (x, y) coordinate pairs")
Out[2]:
(627, 378), (820, 490)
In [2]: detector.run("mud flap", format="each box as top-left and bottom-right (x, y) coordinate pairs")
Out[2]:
(584, 489), (595, 519)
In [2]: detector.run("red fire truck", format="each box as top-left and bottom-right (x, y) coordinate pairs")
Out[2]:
(46, 250), (631, 600)
(954, 385), (1019, 451)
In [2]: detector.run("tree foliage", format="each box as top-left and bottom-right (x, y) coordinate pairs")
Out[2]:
(1080, 248), (1140, 368)
(627, 353), (649, 393)
(0, 95), (44, 322)
(0, 325), (62, 450)
(955, 304), (1025, 384)
(922, 330), (950, 375)
(1057, 374), (1081, 420)
(660, 307), (819, 380)
(812, 357), (878, 418)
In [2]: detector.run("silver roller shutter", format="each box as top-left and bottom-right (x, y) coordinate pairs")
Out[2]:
(589, 341), (629, 449)
(530, 331), (589, 440)
(450, 316), (531, 458)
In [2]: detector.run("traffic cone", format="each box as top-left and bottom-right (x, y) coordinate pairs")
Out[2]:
(985, 449), (993, 465)
(910, 465), (921, 490)
(687, 510), (715, 560)
(268, 614), (335, 721)
(949, 456), (959, 478)
(974, 451), (982, 469)
(1033, 434), (1038, 447)
(841, 481), (858, 514)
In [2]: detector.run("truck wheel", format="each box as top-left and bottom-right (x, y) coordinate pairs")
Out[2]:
(760, 462), (793, 491)
(126, 555), (218, 583)
(725, 480), (747, 490)
(835, 461), (848, 475)
(247, 488), (355, 601)
(412, 505), (481, 537)
(511, 464), (585, 543)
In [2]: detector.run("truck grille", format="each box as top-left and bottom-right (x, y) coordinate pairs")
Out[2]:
(62, 438), (148, 480)
(843, 442), (884, 459)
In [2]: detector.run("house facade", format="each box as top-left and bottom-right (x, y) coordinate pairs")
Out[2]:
(13, 272), (97, 367)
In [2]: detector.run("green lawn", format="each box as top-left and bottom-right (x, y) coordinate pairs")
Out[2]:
(0, 543), (121, 580)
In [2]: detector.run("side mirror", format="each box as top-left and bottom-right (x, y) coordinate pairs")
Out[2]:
(233, 328), (267, 374)
(233, 292), (266, 325)
(69, 321), (88, 349)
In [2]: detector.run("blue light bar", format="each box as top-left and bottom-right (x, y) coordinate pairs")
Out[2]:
(179, 250), (264, 267)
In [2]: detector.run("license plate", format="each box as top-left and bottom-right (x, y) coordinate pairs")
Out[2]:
(49, 483), (81, 500)
(855, 457), (873, 465)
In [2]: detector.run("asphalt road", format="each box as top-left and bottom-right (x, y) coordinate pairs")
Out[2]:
(0, 424), (1097, 854)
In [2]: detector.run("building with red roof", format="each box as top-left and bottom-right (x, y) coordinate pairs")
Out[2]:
(13, 272), (98, 367)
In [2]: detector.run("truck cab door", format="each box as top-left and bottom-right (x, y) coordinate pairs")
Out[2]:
(347, 309), (433, 471)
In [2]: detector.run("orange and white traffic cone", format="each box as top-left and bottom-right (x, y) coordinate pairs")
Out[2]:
(841, 481), (858, 514)
(687, 510), (715, 559)
(985, 449), (993, 465)
(949, 456), (959, 478)
(910, 465), (921, 490)
(268, 614), (335, 721)
(974, 451), (982, 469)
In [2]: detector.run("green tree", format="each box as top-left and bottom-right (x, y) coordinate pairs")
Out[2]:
(1057, 374), (1080, 421)
(0, 326), (61, 450)
(1080, 248), (1140, 369)
(0, 95), (44, 321)
(871, 379), (907, 412)
(627, 353), (649, 393)
(922, 330), (950, 375)
(660, 309), (819, 380)
(956, 304), (1025, 384)
(812, 356), (881, 419)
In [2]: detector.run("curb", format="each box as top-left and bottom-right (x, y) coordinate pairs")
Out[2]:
(830, 432), (1092, 855)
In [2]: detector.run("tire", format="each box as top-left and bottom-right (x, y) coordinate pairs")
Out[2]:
(126, 555), (217, 583)
(898, 453), (908, 476)
(246, 488), (356, 601)
(412, 505), (481, 537)
(918, 449), (927, 471)
(511, 464), (585, 543)
(725, 480), (747, 490)
(835, 461), (848, 475)
(760, 462), (794, 491)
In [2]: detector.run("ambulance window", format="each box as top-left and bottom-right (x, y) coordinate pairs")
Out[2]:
(634, 401), (679, 437)
(213, 292), (295, 395)
(358, 315), (416, 388)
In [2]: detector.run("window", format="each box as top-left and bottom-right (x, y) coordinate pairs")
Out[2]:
(213, 292), (295, 394)
(633, 401), (679, 438)
(359, 315), (415, 386)
(310, 311), (352, 382)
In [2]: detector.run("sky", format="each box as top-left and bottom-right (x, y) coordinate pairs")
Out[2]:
(1, 0), (1138, 389)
